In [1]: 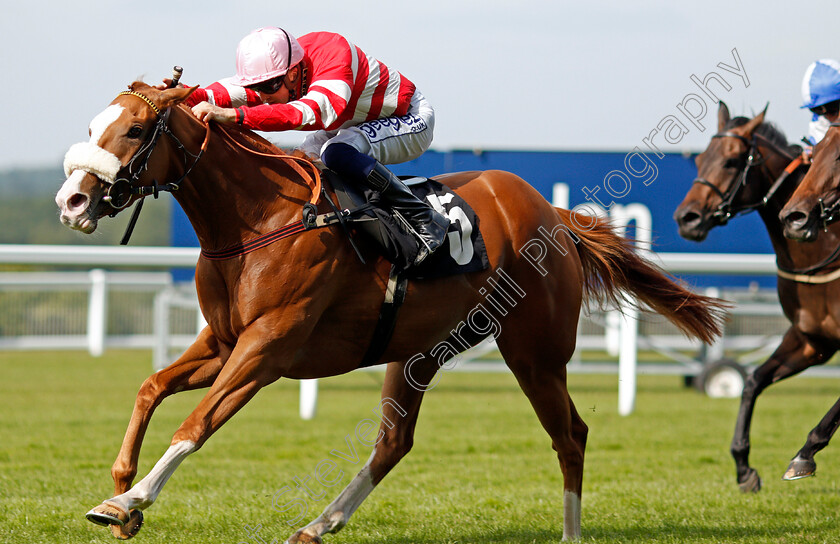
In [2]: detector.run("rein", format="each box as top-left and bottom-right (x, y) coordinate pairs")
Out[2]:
(198, 187), (374, 261)
(213, 123), (322, 206)
(194, 123), (337, 261)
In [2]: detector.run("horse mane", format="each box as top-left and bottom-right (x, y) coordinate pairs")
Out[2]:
(121, 80), (319, 197)
(126, 80), (298, 159)
(213, 122), (290, 157)
(726, 116), (802, 157)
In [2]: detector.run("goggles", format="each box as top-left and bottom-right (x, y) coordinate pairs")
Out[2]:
(247, 75), (286, 95)
(810, 99), (840, 116)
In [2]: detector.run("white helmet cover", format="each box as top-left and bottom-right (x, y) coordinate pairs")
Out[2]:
(801, 59), (840, 109)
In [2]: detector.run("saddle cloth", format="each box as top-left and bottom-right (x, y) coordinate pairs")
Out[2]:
(326, 170), (489, 279)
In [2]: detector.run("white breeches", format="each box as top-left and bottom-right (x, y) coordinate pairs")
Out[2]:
(300, 90), (435, 165)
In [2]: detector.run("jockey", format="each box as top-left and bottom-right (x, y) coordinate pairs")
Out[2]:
(183, 27), (449, 266)
(800, 59), (840, 162)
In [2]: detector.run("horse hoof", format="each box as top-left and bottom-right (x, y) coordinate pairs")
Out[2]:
(86, 501), (129, 527)
(287, 530), (323, 543)
(109, 509), (143, 539)
(783, 456), (816, 480)
(738, 468), (762, 493)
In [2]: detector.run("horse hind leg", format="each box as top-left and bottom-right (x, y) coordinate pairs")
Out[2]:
(784, 394), (840, 481)
(494, 316), (586, 541)
(287, 353), (441, 544)
(504, 349), (586, 540)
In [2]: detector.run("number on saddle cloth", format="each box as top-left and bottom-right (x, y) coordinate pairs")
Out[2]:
(324, 170), (489, 279)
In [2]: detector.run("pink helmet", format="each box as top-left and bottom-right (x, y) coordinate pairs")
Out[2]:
(231, 27), (305, 86)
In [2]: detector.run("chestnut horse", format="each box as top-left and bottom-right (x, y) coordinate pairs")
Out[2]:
(56, 82), (725, 542)
(675, 102), (840, 492)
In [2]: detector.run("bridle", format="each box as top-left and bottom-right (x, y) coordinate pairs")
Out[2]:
(106, 88), (324, 248)
(691, 130), (798, 225)
(814, 122), (840, 228)
(690, 122), (840, 282)
(107, 90), (211, 244)
(107, 92), (208, 209)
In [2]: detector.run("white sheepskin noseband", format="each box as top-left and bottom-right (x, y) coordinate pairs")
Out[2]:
(63, 142), (122, 185)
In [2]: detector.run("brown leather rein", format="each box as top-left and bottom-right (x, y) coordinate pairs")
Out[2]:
(199, 123), (330, 260)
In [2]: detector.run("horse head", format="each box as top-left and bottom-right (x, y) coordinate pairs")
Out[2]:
(56, 82), (197, 234)
(780, 125), (840, 241)
(674, 102), (773, 241)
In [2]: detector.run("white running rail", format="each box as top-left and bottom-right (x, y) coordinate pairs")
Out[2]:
(0, 244), (781, 418)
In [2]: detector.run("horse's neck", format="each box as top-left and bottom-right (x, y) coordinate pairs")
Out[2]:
(758, 196), (796, 261)
(170, 120), (312, 251)
(756, 148), (801, 262)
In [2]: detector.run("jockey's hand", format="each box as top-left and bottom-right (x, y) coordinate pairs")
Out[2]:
(801, 145), (813, 165)
(191, 102), (235, 124)
(154, 78), (186, 90)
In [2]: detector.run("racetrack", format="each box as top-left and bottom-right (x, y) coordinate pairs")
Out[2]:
(1, 350), (839, 543)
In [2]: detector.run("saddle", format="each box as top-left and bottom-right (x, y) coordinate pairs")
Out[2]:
(313, 169), (490, 367)
(319, 169), (489, 279)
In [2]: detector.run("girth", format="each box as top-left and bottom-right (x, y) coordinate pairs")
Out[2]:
(198, 174), (409, 370)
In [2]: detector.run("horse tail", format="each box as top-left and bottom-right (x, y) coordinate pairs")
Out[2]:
(555, 207), (727, 344)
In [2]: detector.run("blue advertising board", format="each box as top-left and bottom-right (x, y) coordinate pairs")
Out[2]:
(171, 149), (775, 287)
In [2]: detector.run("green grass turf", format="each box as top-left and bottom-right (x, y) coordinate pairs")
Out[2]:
(1, 350), (839, 543)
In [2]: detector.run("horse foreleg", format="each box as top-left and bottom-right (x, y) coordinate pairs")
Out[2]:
(287, 355), (439, 544)
(109, 327), (228, 496)
(784, 392), (840, 480)
(730, 328), (829, 492)
(88, 323), (283, 532)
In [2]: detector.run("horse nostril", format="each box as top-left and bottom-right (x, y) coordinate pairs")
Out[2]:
(784, 211), (807, 227)
(679, 211), (701, 226)
(68, 193), (88, 212)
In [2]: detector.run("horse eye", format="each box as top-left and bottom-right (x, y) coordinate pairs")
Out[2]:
(127, 126), (143, 139)
(724, 158), (742, 169)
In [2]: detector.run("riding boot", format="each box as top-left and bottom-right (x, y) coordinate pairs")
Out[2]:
(364, 162), (450, 266)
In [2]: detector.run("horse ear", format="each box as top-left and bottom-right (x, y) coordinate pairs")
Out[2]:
(129, 81), (152, 92)
(717, 101), (730, 132)
(159, 85), (199, 109)
(742, 103), (768, 136)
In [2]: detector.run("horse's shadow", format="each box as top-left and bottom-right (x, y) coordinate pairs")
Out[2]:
(582, 519), (837, 543)
(340, 527), (565, 544)
(338, 516), (836, 543)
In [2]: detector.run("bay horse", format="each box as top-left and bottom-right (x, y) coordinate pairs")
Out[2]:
(675, 101), (840, 492)
(56, 81), (725, 542)
(781, 122), (840, 241)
